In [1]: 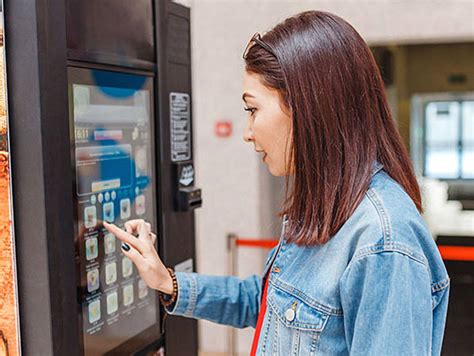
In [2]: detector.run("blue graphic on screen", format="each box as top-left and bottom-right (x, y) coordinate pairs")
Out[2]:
(92, 70), (147, 98)
(76, 144), (133, 196)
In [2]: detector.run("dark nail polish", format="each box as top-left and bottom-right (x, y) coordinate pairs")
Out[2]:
(121, 243), (130, 251)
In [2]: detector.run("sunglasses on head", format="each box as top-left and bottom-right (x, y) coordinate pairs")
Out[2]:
(242, 32), (277, 60)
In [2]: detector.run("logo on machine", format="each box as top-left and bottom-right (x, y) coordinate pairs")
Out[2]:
(179, 165), (194, 186)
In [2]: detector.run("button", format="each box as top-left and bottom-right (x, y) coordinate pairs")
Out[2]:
(273, 267), (281, 273)
(285, 308), (295, 322)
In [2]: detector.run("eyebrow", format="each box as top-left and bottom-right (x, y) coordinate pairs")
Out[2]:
(242, 92), (256, 102)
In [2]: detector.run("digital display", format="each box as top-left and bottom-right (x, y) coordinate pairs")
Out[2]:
(69, 68), (158, 355)
(76, 144), (133, 196)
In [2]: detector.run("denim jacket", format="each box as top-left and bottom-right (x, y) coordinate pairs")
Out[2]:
(166, 165), (450, 355)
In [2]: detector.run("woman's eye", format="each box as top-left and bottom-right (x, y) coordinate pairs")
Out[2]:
(244, 107), (257, 116)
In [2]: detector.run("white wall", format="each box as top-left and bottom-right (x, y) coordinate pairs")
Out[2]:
(173, 0), (474, 354)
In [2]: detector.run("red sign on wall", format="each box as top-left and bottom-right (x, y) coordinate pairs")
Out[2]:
(215, 120), (233, 138)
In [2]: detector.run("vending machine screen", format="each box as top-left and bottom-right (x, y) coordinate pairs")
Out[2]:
(69, 67), (158, 355)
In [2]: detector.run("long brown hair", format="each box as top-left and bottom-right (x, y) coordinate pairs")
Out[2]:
(244, 11), (422, 246)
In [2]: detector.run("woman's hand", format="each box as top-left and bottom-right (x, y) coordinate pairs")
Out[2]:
(103, 219), (173, 294)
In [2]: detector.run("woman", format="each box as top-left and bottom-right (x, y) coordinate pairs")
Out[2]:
(104, 11), (449, 355)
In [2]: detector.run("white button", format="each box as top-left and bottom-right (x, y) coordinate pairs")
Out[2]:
(284, 308), (295, 322)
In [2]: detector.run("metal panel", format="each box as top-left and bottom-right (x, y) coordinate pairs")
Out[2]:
(4, 0), (80, 355)
(154, 1), (199, 355)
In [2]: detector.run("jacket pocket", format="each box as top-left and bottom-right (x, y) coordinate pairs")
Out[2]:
(261, 285), (330, 355)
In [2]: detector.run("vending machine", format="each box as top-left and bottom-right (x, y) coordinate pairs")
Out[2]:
(5, 0), (200, 355)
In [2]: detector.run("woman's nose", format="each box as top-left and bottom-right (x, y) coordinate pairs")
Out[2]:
(243, 133), (252, 142)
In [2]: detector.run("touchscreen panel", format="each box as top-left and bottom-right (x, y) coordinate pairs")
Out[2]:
(69, 68), (158, 355)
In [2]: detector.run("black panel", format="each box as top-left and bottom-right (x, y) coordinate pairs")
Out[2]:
(167, 14), (191, 66)
(446, 180), (474, 210)
(437, 236), (474, 355)
(5, 0), (80, 355)
(66, 0), (155, 70)
(441, 260), (474, 355)
(155, 1), (199, 355)
(437, 235), (474, 246)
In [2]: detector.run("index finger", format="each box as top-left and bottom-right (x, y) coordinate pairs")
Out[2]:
(103, 222), (145, 254)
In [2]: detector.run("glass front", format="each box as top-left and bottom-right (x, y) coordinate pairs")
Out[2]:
(461, 101), (474, 178)
(424, 101), (460, 178)
(69, 67), (158, 355)
(424, 100), (474, 179)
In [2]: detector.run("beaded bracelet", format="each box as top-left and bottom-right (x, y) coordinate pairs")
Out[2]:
(159, 267), (178, 307)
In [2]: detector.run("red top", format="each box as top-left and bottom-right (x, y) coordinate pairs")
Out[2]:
(250, 270), (271, 355)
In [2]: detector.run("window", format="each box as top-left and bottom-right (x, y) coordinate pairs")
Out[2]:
(424, 100), (474, 179)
